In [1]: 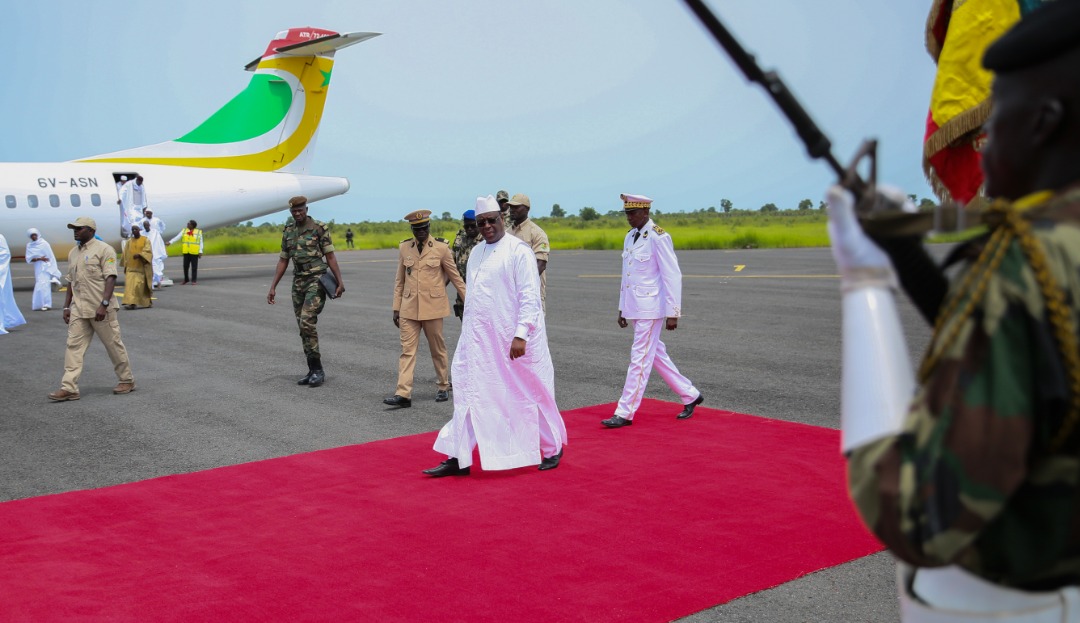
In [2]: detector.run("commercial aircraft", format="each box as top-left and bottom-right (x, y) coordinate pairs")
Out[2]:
(0, 27), (380, 258)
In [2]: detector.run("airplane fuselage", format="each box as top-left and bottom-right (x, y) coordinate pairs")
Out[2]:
(1, 162), (349, 257)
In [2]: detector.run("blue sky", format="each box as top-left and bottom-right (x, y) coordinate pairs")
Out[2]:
(3, 0), (937, 223)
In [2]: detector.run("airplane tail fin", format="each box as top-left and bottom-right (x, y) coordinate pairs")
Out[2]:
(78, 28), (379, 174)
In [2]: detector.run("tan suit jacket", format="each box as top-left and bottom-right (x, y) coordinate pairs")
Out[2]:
(393, 237), (466, 321)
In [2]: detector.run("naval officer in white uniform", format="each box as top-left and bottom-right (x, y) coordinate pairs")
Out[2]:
(602, 194), (703, 428)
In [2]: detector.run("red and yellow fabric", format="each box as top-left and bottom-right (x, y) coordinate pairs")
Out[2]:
(923, 0), (1021, 205)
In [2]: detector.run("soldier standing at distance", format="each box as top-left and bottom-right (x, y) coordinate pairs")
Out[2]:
(828, 3), (1080, 619)
(507, 193), (550, 311)
(48, 216), (136, 401)
(384, 210), (466, 408)
(496, 189), (514, 230)
(602, 194), (703, 428)
(451, 209), (480, 320)
(267, 196), (345, 388)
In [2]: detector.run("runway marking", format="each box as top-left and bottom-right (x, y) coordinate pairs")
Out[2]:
(578, 274), (839, 279)
(734, 265), (745, 272)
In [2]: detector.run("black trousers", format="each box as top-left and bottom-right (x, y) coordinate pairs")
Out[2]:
(182, 254), (200, 283)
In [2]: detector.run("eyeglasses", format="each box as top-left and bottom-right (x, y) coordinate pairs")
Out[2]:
(476, 216), (501, 226)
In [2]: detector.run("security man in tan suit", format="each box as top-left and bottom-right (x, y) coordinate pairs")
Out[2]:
(48, 216), (136, 401)
(384, 210), (467, 408)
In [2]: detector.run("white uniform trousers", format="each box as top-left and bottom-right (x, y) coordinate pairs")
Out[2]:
(615, 318), (699, 420)
(900, 563), (1080, 622)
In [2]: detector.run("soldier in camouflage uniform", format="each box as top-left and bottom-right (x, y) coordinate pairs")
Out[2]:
(828, 4), (1080, 620)
(451, 209), (480, 320)
(267, 196), (345, 387)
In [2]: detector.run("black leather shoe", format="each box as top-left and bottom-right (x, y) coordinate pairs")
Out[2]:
(538, 448), (563, 471)
(435, 390), (449, 402)
(297, 371), (313, 385)
(601, 415), (633, 428)
(422, 458), (470, 477)
(307, 369), (325, 388)
(383, 395), (412, 408)
(676, 394), (704, 419)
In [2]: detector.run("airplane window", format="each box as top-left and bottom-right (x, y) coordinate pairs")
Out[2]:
(28, 195), (39, 208)
(71, 194), (81, 208)
(49, 194), (60, 207)
(5, 195), (14, 209)
(91, 194), (101, 207)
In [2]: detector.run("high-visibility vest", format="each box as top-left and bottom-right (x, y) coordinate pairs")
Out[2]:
(180, 229), (202, 255)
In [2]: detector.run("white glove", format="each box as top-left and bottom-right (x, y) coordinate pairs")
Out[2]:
(825, 185), (897, 291)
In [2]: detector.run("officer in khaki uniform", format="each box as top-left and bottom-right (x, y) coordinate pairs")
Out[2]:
(48, 216), (136, 401)
(385, 210), (466, 408)
(507, 193), (550, 311)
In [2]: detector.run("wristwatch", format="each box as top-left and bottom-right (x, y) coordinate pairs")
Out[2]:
(100, 299), (110, 307)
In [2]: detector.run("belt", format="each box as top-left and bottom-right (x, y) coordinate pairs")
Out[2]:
(293, 259), (326, 274)
(899, 563), (1080, 622)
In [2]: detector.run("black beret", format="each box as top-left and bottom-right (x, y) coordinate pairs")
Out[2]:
(984, 0), (1080, 73)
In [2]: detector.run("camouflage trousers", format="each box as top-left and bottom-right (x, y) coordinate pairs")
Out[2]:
(292, 274), (327, 358)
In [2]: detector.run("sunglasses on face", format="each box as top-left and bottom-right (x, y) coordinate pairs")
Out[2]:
(476, 216), (501, 226)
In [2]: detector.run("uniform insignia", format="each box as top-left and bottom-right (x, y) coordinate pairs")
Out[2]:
(642, 231), (649, 239)
(435, 237), (449, 244)
(652, 225), (665, 235)
(400, 237), (412, 244)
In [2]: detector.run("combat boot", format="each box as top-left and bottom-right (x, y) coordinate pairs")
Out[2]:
(297, 358), (315, 385)
(307, 355), (325, 387)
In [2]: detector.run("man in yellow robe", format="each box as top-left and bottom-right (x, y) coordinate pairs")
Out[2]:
(121, 225), (153, 309)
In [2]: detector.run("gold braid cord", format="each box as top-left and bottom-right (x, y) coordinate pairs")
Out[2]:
(919, 202), (1080, 452)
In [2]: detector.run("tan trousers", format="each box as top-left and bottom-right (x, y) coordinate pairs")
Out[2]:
(61, 311), (134, 393)
(396, 317), (448, 398)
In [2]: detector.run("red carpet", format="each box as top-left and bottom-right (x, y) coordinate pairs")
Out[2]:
(0, 399), (882, 622)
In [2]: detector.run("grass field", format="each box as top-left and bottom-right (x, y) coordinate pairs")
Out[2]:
(173, 210), (977, 256)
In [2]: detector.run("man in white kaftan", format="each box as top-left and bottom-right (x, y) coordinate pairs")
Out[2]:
(425, 195), (566, 477)
(0, 234), (27, 334)
(118, 176), (148, 239)
(25, 228), (62, 310)
(142, 209), (168, 287)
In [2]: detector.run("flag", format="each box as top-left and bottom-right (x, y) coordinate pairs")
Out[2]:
(922, 0), (1044, 205)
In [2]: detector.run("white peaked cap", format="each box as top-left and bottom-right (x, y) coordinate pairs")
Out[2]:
(475, 195), (500, 216)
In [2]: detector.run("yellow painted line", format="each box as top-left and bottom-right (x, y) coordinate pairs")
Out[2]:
(578, 274), (839, 279)
(734, 265), (745, 272)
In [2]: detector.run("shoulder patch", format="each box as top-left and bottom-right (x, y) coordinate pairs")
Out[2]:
(652, 225), (666, 235)
(435, 237), (449, 244)
(400, 237), (413, 245)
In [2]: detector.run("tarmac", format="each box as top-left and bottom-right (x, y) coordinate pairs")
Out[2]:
(0, 246), (938, 622)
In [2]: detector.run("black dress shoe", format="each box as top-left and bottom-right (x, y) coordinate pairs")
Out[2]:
(308, 369), (325, 387)
(601, 415), (633, 428)
(538, 448), (563, 471)
(422, 458), (470, 477)
(435, 390), (449, 402)
(297, 371), (313, 385)
(676, 393), (704, 419)
(383, 395), (412, 408)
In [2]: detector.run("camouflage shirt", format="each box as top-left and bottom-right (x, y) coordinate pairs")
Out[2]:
(280, 218), (334, 277)
(849, 187), (1080, 590)
(452, 229), (480, 282)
